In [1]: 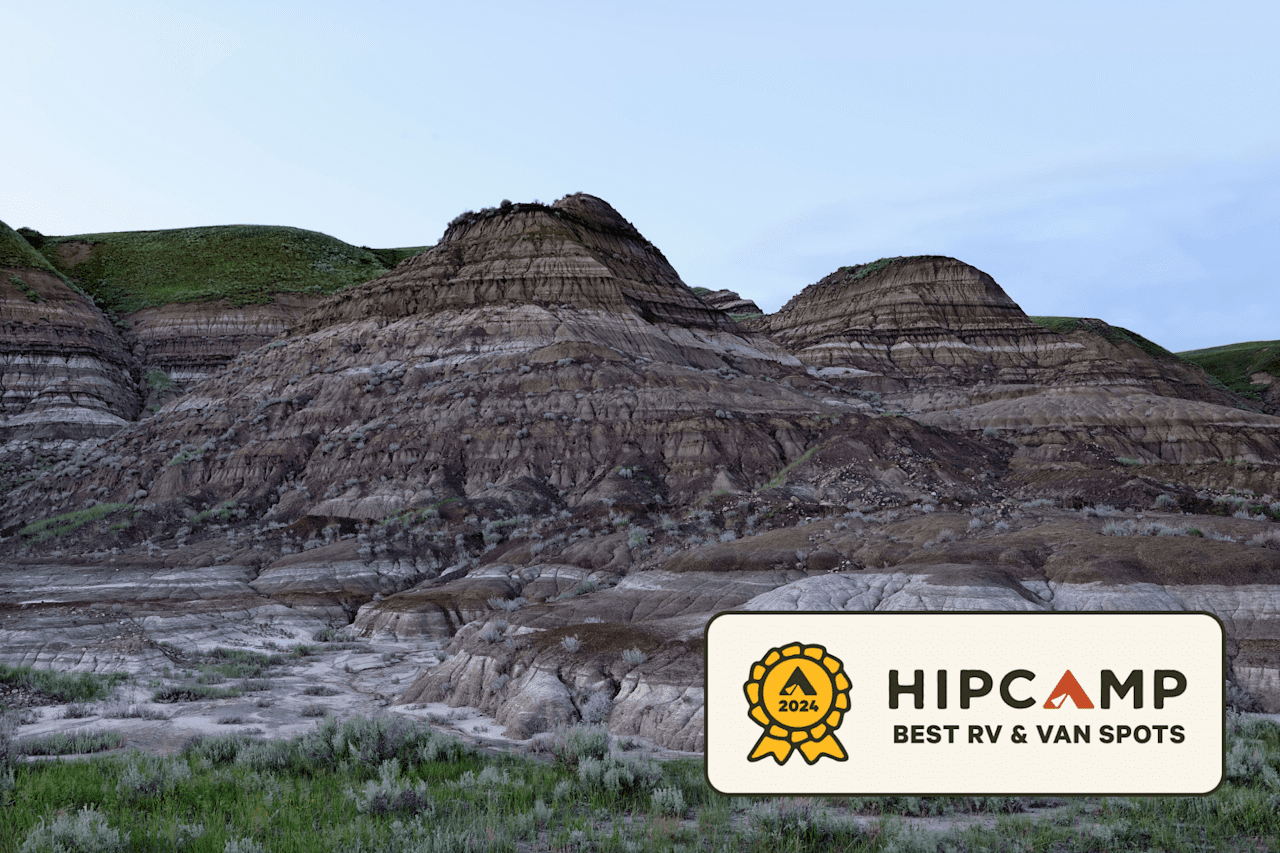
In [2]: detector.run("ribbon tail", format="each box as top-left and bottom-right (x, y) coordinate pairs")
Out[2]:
(798, 734), (846, 764)
(748, 735), (794, 764)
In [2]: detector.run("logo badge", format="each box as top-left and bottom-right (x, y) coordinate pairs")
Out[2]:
(743, 642), (850, 764)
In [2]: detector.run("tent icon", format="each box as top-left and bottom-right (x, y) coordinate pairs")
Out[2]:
(1043, 670), (1095, 709)
(780, 666), (818, 696)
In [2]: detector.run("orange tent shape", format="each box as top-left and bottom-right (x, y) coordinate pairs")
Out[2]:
(1042, 670), (1094, 709)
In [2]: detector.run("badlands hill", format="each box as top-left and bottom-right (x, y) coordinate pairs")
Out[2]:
(1180, 339), (1280, 416)
(1, 196), (1278, 754)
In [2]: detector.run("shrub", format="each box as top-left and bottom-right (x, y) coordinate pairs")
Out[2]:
(62, 702), (95, 719)
(1154, 493), (1178, 509)
(0, 664), (125, 703)
(153, 684), (242, 703)
(299, 703), (328, 718)
(746, 799), (867, 848)
(16, 729), (123, 756)
(1102, 521), (1134, 536)
(302, 685), (340, 696)
(580, 690), (613, 725)
(1250, 529), (1280, 550)
(621, 648), (646, 666)
(19, 805), (129, 853)
(182, 732), (251, 765)
(577, 752), (662, 795)
(561, 635), (582, 653)
(981, 426), (999, 438)
(348, 757), (432, 816)
(557, 580), (597, 600)
(116, 752), (192, 802)
(547, 723), (611, 766)
(223, 838), (266, 853)
(651, 786), (687, 816)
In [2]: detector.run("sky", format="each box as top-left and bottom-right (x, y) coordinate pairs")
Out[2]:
(3, 0), (1277, 352)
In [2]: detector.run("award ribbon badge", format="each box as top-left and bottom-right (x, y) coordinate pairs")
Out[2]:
(743, 642), (851, 764)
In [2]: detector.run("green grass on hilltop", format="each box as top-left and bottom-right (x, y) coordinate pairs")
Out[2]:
(35, 224), (431, 315)
(1029, 316), (1175, 360)
(0, 220), (64, 275)
(1179, 340), (1280, 401)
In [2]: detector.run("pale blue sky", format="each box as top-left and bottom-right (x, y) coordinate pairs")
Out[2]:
(4, 1), (1277, 352)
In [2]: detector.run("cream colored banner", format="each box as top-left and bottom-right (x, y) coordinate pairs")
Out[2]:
(706, 613), (1223, 795)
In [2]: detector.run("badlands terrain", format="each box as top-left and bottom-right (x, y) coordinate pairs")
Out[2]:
(1, 193), (1279, 757)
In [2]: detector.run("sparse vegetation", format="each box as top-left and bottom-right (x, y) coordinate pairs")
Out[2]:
(0, 664), (124, 704)
(16, 729), (124, 756)
(144, 369), (174, 392)
(1, 712), (1274, 853)
(17, 503), (135, 543)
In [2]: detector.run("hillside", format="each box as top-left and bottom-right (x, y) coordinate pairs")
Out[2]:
(1180, 339), (1280, 408)
(34, 224), (431, 315)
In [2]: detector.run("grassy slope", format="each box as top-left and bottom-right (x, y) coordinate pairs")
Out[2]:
(34, 224), (431, 315)
(0, 220), (64, 274)
(1027, 316), (1177, 360)
(1179, 340), (1280, 401)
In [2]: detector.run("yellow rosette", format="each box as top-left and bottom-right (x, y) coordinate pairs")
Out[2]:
(743, 642), (850, 765)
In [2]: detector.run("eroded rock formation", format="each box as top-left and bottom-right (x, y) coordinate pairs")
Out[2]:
(2, 199), (1278, 755)
(0, 220), (141, 442)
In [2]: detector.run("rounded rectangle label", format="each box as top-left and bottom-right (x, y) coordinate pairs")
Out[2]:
(706, 612), (1224, 796)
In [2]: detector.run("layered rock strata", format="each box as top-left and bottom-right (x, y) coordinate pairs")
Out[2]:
(753, 256), (1233, 402)
(0, 221), (141, 441)
(699, 289), (762, 317)
(389, 508), (1280, 748)
(123, 294), (323, 387)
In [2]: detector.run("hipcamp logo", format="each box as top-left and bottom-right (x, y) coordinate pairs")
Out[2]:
(743, 643), (850, 764)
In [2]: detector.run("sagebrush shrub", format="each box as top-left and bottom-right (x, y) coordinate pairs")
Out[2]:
(116, 752), (192, 802)
(651, 785), (687, 816)
(548, 723), (610, 765)
(349, 758), (433, 816)
(20, 806), (129, 853)
(1250, 529), (1280, 549)
(222, 837), (265, 853)
(580, 690), (613, 725)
